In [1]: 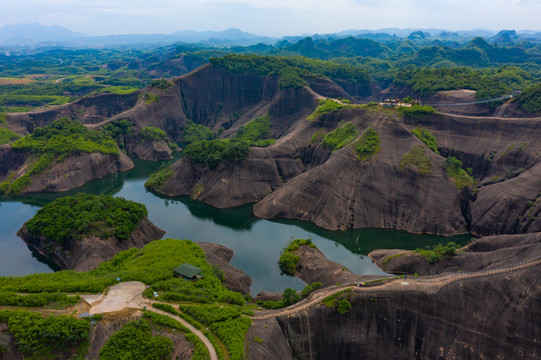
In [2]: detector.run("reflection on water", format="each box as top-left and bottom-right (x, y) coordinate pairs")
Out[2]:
(0, 156), (473, 295)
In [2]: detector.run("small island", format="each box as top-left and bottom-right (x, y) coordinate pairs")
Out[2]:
(17, 193), (166, 271)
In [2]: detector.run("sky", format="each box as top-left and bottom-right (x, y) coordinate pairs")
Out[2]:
(1, 0), (540, 37)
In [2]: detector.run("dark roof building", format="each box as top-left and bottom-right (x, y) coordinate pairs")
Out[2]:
(173, 263), (203, 280)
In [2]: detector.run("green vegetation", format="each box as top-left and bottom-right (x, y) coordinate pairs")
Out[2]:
(278, 239), (317, 276)
(415, 242), (461, 264)
(0, 126), (20, 145)
(144, 166), (174, 191)
(320, 122), (358, 151)
(307, 99), (346, 120)
(141, 126), (168, 142)
(0, 310), (89, 357)
(309, 130), (325, 145)
(400, 146), (433, 175)
(394, 66), (534, 100)
(0, 291), (79, 308)
(152, 302), (179, 315)
(353, 128), (380, 161)
(322, 289), (352, 313)
(150, 79), (173, 90)
(209, 317), (251, 360)
(337, 298), (352, 314)
(185, 333), (211, 360)
(411, 126), (439, 154)
(183, 120), (215, 144)
(144, 311), (211, 360)
(99, 319), (173, 360)
(103, 119), (133, 150)
(25, 193), (147, 245)
(143, 311), (190, 333)
(301, 282), (323, 299)
(399, 104), (436, 117)
(183, 139), (250, 168)
(515, 83), (541, 113)
(234, 115), (275, 147)
(3, 118), (118, 194)
(257, 287), (301, 309)
(177, 304), (249, 360)
(144, 93), (159, 104)
(382, 252), (408, 266)
(179, 304), (241, 324)
(210, 55), (370, 90)
(12, 118), (118, 156)
(0, 240), (245, 306)
(445, 156), (475, 190)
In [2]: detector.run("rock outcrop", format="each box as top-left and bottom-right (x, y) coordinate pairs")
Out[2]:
(24, 152), (133, 194)
(131, 139), (173, 161)
(17, 217), (165, 271)
(197, 242), (252, 295)
(255, 232), (541, 360)
(370, 232), (541, 276)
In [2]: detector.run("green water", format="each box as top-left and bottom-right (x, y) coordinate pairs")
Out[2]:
(0, 157), (472, 295)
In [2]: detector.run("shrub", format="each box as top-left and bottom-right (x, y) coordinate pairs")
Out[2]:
(0, 310), (89, 356)
(400, 146), (432, 175)
(183, 120), (215, 144)
(144, 167), (174, 191)
(184, 139), (250, 168)
(150, 79), (172, 90)
(301, 282), (323, 299)
(0, 126), (20, 145)
(307, 99), (346, 120)
(415, 242), (461, 264)
(445, 156), (475, 189)
(411, 126), (439, 154)
(141, 127), (167, 142)
(143, 311), (189, 332)
(210, 317), (251, 360)
(321, 122), (358, 151)
(399, 104), (436, 117)
(353, 128), (380, 161)
(337, 298), (352, 314)
(99, 319), (173, 360)
(178, 305), (240, 325)
(151, 303), (179, 316)
(234, 115), (274, 147)
(278, 239), (317, 276)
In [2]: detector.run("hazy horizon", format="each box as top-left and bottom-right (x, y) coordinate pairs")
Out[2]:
(1, 0), (540, 38)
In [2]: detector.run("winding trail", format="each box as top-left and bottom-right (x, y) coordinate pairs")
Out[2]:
(144, 304), (218, 360)
(251, 255), (541, 320)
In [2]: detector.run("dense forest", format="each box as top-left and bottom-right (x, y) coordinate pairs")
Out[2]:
(1, 33), (540, 113)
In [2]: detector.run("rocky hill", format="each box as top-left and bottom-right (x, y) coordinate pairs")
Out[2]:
(247, 234), (541, 359)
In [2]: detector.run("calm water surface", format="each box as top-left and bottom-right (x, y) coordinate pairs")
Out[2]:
(0, 157), (472, 295)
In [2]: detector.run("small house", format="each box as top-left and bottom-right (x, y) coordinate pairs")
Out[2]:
(173, 263), (203, 281)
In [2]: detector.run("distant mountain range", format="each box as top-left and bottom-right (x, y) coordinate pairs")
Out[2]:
(0, 23), (540, 48)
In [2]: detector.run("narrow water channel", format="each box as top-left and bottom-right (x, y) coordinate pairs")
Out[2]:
(0, 157), (472, 295)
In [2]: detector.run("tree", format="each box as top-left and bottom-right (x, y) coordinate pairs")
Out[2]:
(282, 288), (300, 306)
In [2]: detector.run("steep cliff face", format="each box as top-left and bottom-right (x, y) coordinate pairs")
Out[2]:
(197, 242), (253, 295)
(131, 139), (173, 161)
(269, 233), (541, 360)
(409, 113), (541, 236)
(6, 92), (139, 135)
(17, 217), (165, 271)
(0, 147), (134, 194)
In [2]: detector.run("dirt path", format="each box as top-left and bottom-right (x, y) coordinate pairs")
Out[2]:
(80, 281), (218, 360)
(252, 256), (541, 320)
(144, 305), (218, 360)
